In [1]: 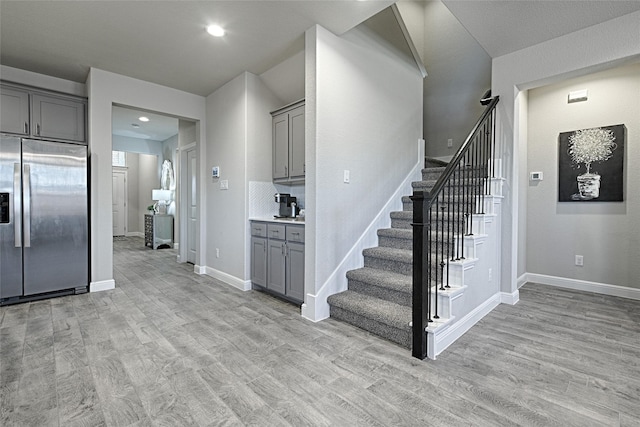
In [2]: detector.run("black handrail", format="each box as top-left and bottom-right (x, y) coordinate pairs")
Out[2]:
(411, 96), (499, 360)
(426, 96), (499, 205)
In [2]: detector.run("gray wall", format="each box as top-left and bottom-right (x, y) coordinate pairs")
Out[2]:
(399, 0), (491, 160)
(527, 62), (639, 289)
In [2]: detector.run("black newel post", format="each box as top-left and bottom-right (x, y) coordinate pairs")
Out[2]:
(411, 190), (427, 359)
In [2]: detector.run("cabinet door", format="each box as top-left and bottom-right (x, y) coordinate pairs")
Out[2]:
(32, 94), (86, 142)
(267, 239), (286, 294)
(251, 236), (267, 287)
(1, 86), (30, 135)
(288, 105), (305, 179)
(286, 241), (305, 302)
(272, 113), (289, 180)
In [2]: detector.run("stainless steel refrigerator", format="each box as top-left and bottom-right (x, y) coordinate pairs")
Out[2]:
(1, 134), (88, 304)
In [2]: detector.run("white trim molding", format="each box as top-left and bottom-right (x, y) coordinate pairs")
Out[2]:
(524, 273), (640, 301)
(429, 293), (501, 359)
(202, 266), (251, 292)
(90, 279), (115, 292)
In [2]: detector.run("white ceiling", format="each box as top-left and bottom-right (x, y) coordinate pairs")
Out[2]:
(441, 0), (640, 58)
(112, 105), (179, 141)
(0, 0), (393, 97)
(2, 0), (638, 98)
(3, 0), (639, 141)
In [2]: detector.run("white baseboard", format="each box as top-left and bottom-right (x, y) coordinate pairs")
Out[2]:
(500, 289), (519, 305)
(203, 266), (251, 292)
(524, 273), (640, 301)
(301, 297), (329, 323)
(429, 293), (501, 360)
(125, 231), (144, 238)
(90, 279), (115, 292)
(517, 273), (528, 289)
(194, 264), (207, 275)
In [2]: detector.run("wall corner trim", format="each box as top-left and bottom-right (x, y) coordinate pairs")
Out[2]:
(90, 279), (115, 292)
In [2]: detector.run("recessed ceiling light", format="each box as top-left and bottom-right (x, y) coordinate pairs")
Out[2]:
(138, 116), (150, 122)
(206, 24), (225, 37)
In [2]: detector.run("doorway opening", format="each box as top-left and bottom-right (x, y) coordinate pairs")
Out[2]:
(111, 104), (198, 267)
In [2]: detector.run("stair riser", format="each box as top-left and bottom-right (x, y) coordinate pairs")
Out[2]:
(412, 183), (486, 196)
(364, 255), (412, 276)
(329, 306), (411, 348)
(378, 235), (456, 252)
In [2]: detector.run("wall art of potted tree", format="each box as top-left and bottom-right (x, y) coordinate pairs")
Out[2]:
(567, 127), (617, 200)
(558, 124), (625, 202)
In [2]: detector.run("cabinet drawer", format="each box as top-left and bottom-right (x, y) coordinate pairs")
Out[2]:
(286, 226), (305, 243)
(251, 222), (267, 237)
(267, 224), (286, 240)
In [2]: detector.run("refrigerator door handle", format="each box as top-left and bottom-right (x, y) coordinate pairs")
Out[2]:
(23, 164), (31, 248)
(14, 163), (22, 247)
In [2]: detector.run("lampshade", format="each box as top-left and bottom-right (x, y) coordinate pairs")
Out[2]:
(152, 189), (173, 201)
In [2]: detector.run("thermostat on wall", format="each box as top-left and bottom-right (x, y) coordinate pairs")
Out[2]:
(530, 171), (543, 181)
(212, 166), (220, 178)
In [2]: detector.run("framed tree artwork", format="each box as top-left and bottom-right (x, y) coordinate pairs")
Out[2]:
(558, 124), (625, 202)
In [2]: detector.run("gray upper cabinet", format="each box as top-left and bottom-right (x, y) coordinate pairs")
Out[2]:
(0, 83), (86, 143)
(271, 100), (305, 183)
(1, 86), (30, 135)
(32, 94), (86, 142)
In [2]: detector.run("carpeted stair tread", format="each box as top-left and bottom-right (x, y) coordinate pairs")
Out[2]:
(327, 290), (411, 331)
(347, 267), (412, 294)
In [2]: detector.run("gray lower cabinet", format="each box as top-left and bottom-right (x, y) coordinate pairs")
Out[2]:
(250, 221), (304, 303)
(286, 241), (305, 302)
(250, 236), (267, 287)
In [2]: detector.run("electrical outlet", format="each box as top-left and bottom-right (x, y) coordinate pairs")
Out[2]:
(220, 180), (228, 190)
(343, 170), (350, 183)
(575, 255), (583, 266)
(447, 138), (453, 148)
(488, 268), (492, 281)
(216, 248), (220, 258)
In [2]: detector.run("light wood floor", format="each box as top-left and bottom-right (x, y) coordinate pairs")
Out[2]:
(1, 236), (639, 426)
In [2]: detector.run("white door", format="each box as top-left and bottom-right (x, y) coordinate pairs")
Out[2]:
(186, 148), (197, 264)
(112, 170), (127, 236)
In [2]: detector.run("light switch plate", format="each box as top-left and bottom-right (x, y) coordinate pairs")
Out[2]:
(220, 180), (228, 190)
(343, 170), (350, 183)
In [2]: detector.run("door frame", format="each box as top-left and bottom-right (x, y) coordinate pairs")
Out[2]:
(112, 168), (127, 237)
(178, 142), (197, 263)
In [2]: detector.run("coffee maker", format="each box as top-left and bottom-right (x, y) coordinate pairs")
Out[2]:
(274, 193), (297, 218)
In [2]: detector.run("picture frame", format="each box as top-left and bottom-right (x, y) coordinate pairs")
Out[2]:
(558, 124), (625, 202)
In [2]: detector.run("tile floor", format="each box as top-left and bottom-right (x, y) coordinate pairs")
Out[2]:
(1, 236), (639, 426)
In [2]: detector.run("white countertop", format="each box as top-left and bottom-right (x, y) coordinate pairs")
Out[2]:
(250, 217), (305, 225)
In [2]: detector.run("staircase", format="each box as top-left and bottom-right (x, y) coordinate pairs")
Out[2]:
(327, 165), (449, 348)
(328, 96), (501, 358)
